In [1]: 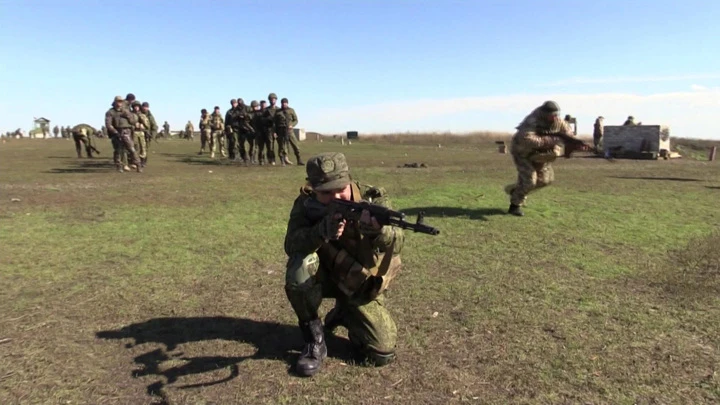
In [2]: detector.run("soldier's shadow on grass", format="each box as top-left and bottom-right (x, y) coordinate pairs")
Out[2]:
(45, 159), (117, 174)
(609, 176), (702, 182)
(96, 316), (354, 401)
(401, 206), (506, 221)
(174, 156), (236, 166)
(706, 186), (720, 190)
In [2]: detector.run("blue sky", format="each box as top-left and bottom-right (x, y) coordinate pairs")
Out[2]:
(1, 0), (719, 138)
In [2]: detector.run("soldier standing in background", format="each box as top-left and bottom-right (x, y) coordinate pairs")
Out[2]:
(593, 116), (604, 149)
(225, 99), (240, 161)
(236, 98), (256, 165)
(210, 106), (226, 159)
(142, 102), (158, 146)
(162, 121), (170, 138)
(505, 101), (589, 216)
(261, 93), (279, 165)
(60, 126), (67, 139)
(251, 100), (267, 165)
(131, 101), (149, 167)
(198, 109), (210, 155)
(274, 97), (303, 166)
(185, 120), (194, 141)
(53, 125), (59, 138)
(65, 126), (72, 138)
(105, 95), (142, 173)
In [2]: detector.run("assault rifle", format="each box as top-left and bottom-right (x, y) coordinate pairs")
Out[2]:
(554, 132), (595, 158)
(306, 198), (440, 236)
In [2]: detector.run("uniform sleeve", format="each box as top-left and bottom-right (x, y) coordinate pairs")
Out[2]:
(105, 110), (117, 135)
(517, 131), (561, 150)
(290, 109), (298, 128)
(224, 111), (233, 131)
(148, 112), (158, 134)
(284, 195), (325, 256)
(362, 186), (405, 255)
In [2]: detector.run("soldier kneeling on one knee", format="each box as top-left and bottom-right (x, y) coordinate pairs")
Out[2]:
(283, 152), (405, 377)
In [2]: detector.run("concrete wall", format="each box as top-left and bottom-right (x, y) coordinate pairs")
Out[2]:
(293, 128), (306, 141)
(603, 125), (671, 154)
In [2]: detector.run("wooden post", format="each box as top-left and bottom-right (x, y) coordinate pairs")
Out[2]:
(710, 146), (717, 162)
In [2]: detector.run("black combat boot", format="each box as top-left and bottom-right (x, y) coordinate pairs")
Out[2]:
(295, 154), (304, 166)
(296, 318), (327, 377)
(508, 204), (524, 216)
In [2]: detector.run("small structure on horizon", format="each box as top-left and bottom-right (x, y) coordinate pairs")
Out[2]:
(346, 131), (359, 140)
(293, 128), (306, 141)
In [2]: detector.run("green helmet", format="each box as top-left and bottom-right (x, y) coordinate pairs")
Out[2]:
(250, 100), (259, 107)
(268, 92), (277, 100)
(131, 101), (142, 108)
(540, 100), (560, 113)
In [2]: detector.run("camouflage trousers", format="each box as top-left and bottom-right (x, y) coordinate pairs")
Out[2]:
(256, 132), (276, 163)
(276, 127), (301, 160)
(72, 133), (92, 158)
(285, 254), (397, 356)
(210, 130), (226, 157)
(593, 132), (602, 149)
(133, 131), (147, 159)
(112, 129), (140, 168)
(509, 152), (555, 206)
(200, 129), (211, 152)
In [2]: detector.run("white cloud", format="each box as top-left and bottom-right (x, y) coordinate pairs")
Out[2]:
(691, 84), (707, 91)
(540, 73), (720, 87)
(305, 87), (720, 139)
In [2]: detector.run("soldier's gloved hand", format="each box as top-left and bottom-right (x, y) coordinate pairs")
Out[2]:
(317, 213), (346, 241)
(358, 209), (382, 236)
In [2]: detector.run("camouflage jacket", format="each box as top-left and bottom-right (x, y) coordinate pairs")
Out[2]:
(284, 181), (404, 261)
(593, 119), (604, 136)
(133, 111), (151, 132)
(224, 107), (237, 132)
(261, 106), (278, 134)
(511, 107), (574, 158)
(274, 107), (298, 130)
(210, 113), (224, 131)
(145, 110), (158, 135)
(199, 115), (209, 131)
(105, 106), (137, 134)
(236, 104), (254, 133)
(251, 109), (264, 134)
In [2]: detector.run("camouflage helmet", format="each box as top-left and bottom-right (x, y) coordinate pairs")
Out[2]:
(113, 95), (124, 103)
(237, 98), (245, 104)
(141, 101), (149, 108)
(281, 97), (289, 104)
(305, 152), (351, 192)
(201, 108), (207, 114)
(131, 101), (142, 108)
(126, 93), (136, 102)
(250, 100), (259, 107)
(230, 98), (237, 104)
(268, 92), (277, 100)
(540, 100), (560, 113)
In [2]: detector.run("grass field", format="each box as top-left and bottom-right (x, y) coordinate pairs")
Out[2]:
(1, 136), (719, 405)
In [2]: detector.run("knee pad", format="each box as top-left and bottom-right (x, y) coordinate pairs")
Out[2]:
(285, 253), (320, 289)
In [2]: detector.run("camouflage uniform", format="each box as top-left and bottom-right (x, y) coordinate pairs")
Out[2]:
(71, 125), (93, 158)
(284, 152), (404, 377)
(275, 98), (303, 166)
(225, 100), (240, 160)
(235, 99), (256, 164)
(163, 121), (170, 138)
(506, 101), (574, 216)
(60, 127), (67, 138)
(185, 120), (195, 141)
(130, 101), (149, 166)
(52, 125), (59, 138)
(105, 95), (142, 172)
(259, 93), (279, 165)
(198, 110), (210, 154)
(142, 102), (158, 145)
(209, 108), (226, 158)
(593, 116), (604, 148)
(251, 101), (266, 163)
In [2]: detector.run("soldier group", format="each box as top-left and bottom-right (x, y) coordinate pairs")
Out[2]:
(194, 92), (304, 166)
(103, 93), (159, 173)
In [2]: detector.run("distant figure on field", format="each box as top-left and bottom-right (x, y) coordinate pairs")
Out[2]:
(593, 116), (604, 148)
